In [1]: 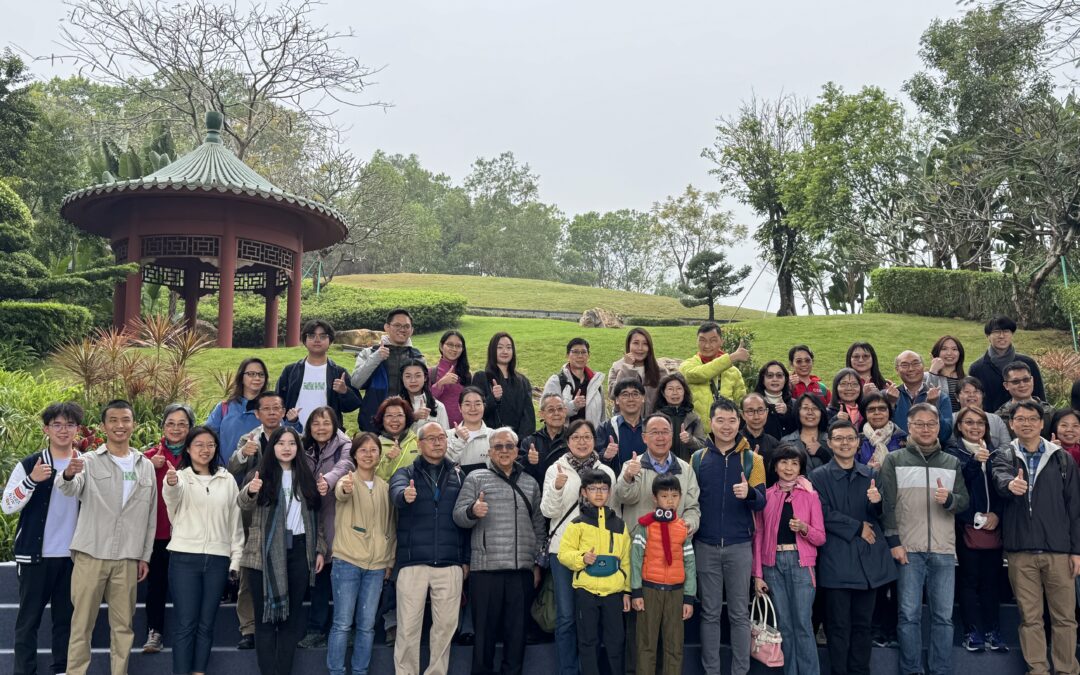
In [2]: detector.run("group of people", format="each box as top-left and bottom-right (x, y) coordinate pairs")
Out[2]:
(5, 308), (1080, 675)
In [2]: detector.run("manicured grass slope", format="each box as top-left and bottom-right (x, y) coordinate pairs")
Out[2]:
(335, 273), (770, 321)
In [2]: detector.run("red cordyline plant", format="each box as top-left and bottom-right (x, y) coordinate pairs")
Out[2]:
(1034, 348), (1080, 408)
(52, 315), (213, 423)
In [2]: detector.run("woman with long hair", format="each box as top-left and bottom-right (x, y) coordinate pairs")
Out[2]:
(163, 426), (243, 675)
(205, 357), (270, 463)
(846, 342), (888, 394)
(780, 394), (833, 473)
(653, 372), (706, 462)
(430, 331), (471, 426)
(929, 336), (966, 413)
(400, 359), (449, 432)
(607, 328), (664, 414)
(473, 332), (535, 439)
(829, 368), (865, 429)
(238, 427), (326, 675)
(373, 397), (419, 481)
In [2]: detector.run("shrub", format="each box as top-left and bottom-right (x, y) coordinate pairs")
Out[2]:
(1034, 348), (1080, 408)
(626, 316), (687, 327)
(868, 267), (1065, 328)
(0, 301), (93, 353)
(197, 281), (468, 347)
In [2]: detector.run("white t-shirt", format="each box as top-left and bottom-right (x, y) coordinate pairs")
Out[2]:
(108, 452), (137, 506)
(281, 470), (305, 535)
(42, 456), (79, 558)
(294, 361), (328, 427)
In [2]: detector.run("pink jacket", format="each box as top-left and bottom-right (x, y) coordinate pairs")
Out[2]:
(752, 477), (826, 581)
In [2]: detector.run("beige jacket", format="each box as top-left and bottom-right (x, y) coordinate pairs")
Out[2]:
(163, 467), (245, 571)
(333, 472), (396, 570)
(58, 444), (157, 562)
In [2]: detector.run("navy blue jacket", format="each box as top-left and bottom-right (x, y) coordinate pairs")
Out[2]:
(692, 437), (766, 547)
(389, 456), (470, 568)
(809, 459), (898, 591)
(596, 414), (646, 476)
(276, 357), (361, 425)
(3, 449), (68, 564)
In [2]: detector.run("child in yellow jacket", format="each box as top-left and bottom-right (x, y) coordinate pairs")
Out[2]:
(558, 468), (631, 675)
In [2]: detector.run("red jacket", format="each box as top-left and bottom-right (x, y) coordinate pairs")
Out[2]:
(792, 376), (831, 405)
(144, 441), (182, 540)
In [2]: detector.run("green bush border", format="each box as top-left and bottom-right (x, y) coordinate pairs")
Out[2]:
(0, 301), (93, 353)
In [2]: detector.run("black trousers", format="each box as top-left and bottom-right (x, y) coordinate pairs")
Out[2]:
(14, 558), (73, 675)
(825, 587), (876, 675)
(871, 580), (897, 638)
(471, 570), (531, 675)
(146, 538), (171, 633)
(248, 536), (311, 675)
(956, 540), (1003, 632)
(575, 588), (624, 675)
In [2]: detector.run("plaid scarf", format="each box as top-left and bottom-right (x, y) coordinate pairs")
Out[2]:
(260, 487), (318, 624)
(565, 451), (600, 478)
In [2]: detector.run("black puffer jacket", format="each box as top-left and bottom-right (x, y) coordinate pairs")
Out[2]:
(992, 439), (1080, 555)
(473, 370), (536, 441)
(389, 456), (469, 568)
(944, 439), (1005, 528)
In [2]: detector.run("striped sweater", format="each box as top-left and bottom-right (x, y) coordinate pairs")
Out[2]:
(879, 441), (970, 554)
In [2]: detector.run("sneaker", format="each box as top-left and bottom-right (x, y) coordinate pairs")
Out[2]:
(384, 626), (396, 646)
(872, 635), (899, 648)
(815, 625), (827, 646)
(984, 630), (1009, 653)
(297, 632), (326, 649)
(962, 630), (985, 652)
(236, 634), (255, 650)
(142, 630), (163, 654)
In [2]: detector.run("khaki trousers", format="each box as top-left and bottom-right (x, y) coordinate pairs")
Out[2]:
(636, 586), (685, 675)
(1007, 551), (1080, 675)
(236, 567), (255, 636)
(66, 551), (138, 675)
(394, 564), (463, 675)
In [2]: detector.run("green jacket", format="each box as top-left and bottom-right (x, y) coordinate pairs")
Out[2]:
(879, 441), (970, 555)
(679, 353), (747, 422)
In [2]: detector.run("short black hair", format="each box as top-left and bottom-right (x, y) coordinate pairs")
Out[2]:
(697, 321), (722, 336)
(42, 401), (84, 427)
(566, 419), (596, 439)
(788, 344), (814, 363)
(566, 337), (590, 354)
(579, 468), (611, 489)
(652, 473), (682, 496)
(386, 308), (412, 325)
(644, 412), (673, 431)
(985, 315), (1017, 335)
(769, 441), (807, 476)
(1012, 399), (1044, 417)
(907, 402), (939, 423)
(301, 319), (334, 343)
(613, 378), (646, 397)
(827, 419), (857, 439)
(709, 396), (739, 419)
(959, 376), (984, 394)
(1003, 361), (1032, 379)
(253, 391), (284, 411)
(458, 385), (485, 407)
(858, 391), (893, 421)
(100, 399), (134, 424)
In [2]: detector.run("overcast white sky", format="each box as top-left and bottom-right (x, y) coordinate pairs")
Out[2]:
(5, 0), (964, 313)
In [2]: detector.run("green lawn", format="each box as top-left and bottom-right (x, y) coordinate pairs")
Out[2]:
(185, 314), (1072, 409)
(335, 273), (770, 321)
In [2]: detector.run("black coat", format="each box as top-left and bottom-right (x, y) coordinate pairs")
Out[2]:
(992, 442), (1080, 555)
(944, 439), (1005, 527)
(473, 370), (536, 441)
(739, 429), (780, 486)
(389, 456), (470, 568)
(809, 459), (898, 591)
(276, 357), (361, 424)
(969, 352), (1046, 415)
(519, 426), (567, 486)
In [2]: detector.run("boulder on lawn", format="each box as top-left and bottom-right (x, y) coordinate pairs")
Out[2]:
(579, 307), (624, 328)
(193, 320), (217, 341)
(337, 328), (386, 348)
(658, 357), (683, 373)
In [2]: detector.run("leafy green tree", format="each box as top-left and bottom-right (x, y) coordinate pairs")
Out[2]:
(0, 49), (35, 178)
(562, 210), (659, 292)
(679, 250), (750, 320)
(651, 185), (745, 285)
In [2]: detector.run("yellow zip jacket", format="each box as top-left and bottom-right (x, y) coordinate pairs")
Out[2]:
(679, 352), (747, 422)
(557, 503), (631, 597)
(375, 432), (419, 482)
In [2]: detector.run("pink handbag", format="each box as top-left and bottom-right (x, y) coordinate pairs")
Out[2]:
(750, 592), (784, 667)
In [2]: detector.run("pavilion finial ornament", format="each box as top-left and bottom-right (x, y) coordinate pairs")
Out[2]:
(204, 111), (224, 145)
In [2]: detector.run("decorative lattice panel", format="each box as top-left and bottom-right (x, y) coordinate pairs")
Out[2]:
(113, 239), (129, 262)
(142, 235), (220, 259)
(237, 239), (293, 270)
(142, 264), (184, 288)
(199, 270), (288, 295)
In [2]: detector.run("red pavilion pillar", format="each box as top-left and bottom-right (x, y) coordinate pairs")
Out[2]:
(217, 230), (237, 348)
(263, 272), (279, 348)
(122, 230), (142, 331)
(182, 267), (200, 331)
(285, 248), (302, 347)
(113, 282), (125, 330)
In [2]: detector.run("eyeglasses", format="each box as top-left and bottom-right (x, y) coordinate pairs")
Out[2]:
(646, 430), (672, 437)
(422, 434), (448, 443)
(585, 486), (610, 494)
(1012, 415), (1042, 425)
(764, 372), (785, 379)
(831, 435), (859, 444)
(190, 442), (217, 450)
(909, 421), (939, 429)
(990, 329), (1012, 337)
(164, 421), (190, 429)
(47, 422), (77, 431)
(259, 406), (284, 413)
(865, 405), (890, 413)
(541, 406), (566, 414)
(442, 341), (463, 350)
(799, 407), (820, 414)
(850, 353), (871, 361)
(568, 434), (594, 442)
(568, 349), (589, 356)
(306, 333), (330, 341)
(1006, 377), (1033, 385)
(491, 443), (516, 452)
(897, 361), (923, 370)
(960, 418), (986, 427)
(243, 371), (267, 378)
(618, 392), (643, 400)
(792, 358), (813, 365)
(838, 381), (860, 388)
(742, 407), (767, 415)
(388, 323), (413, 331)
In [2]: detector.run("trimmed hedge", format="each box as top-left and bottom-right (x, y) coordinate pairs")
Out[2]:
(0, 301), (93, 353)
(868, 267), (1066, 328)
(198, 281), (467, 347)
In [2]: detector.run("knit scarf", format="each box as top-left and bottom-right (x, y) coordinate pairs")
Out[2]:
(763, 392), (785, 407)
(988, 344), (1017, 374)
(862, 421), (898, 467)
(565, 451), (599, 478)
(775, 478), (798, 492)
(260, 481), (318, 624)
(639, 509), (676, 564)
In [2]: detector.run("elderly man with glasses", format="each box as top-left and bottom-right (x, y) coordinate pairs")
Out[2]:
(454, 426), (546, 675)
(892, 350), (954, 444)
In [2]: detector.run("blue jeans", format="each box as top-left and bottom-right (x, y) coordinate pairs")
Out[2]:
(550, 557), (580, 675)
(762, 551), (819, 675)
(897, 552), (955, 675)
(169, 552), (230, 675)
(327, 559), (385, 675)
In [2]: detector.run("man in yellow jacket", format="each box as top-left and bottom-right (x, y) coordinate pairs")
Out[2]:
(679, 322), (750, 422)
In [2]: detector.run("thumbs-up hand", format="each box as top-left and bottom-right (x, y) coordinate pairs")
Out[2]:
(492, 382), (504, 400)
(29, 457), (52, 483)
(247, 471), (263, 495)
(975, 439), (989, 464)
(454, 422), (469, 441)
(436, 371), (459, 387)
(623, 452), (642, 481)
(64, 455), (85, 479)
(603, 437), (619, 461)
(149, 451), (166, 469)
(1008, 468), (1028, 496)
(415, 406), (431, 421)
(332, 372), (348, 394)
(774, 399), (787, 415)
(680, 429), (691, 443)
(867, 478), (881, 504)
(927, 386), (942, 405)
(285, 407), (300, 423)
(243, 437), (259, 457)
(583, 547), (597, 565)
(386, 441), (401, 460)
(404, 479), (417, 504)
(473, 491), (489, 518)
(376, 343), (390, 360)
(316, 472), (328, 496)
(165, 460), (178, 487)
(929, 357), (945, 375)
(554, 464), (568, 490)
(731, 340), (750, 363)
(572, 392), (586, 410)
(733, 472), (750, 500)
(934, 477), (949, 505)
(527, 443), (539, 465)
(340, 471), (354, 495)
